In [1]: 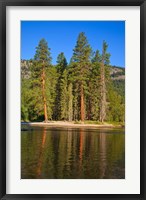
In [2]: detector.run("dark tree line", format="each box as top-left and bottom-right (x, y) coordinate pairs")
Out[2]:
(21, 32), (125, 123)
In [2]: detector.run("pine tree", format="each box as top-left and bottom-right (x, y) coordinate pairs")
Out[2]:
(31, 38), (52, 122)
(99, 41), (110, 122)
(71, 32), (92, 121)
(88, 50), (101, 120)
(56, 52), (68, 73)
(60, 69), (68, 120)
(54, 52), (68, 120)
(46, 66), (58, 120)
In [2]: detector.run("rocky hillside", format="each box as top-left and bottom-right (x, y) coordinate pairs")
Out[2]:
(109, 65), (125, 80)
(21, 59), (32, 79)
(109, 66), (125, 99)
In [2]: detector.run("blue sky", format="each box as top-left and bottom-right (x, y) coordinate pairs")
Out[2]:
(21, 21), (125, 67)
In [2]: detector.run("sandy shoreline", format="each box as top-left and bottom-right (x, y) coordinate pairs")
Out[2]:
(21, 121), (124, 129)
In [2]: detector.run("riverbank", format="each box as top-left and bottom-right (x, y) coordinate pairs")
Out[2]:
(22, 121), (124, 129)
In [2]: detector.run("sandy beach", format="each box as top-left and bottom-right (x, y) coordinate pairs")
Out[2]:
(22, 121), (124, 129)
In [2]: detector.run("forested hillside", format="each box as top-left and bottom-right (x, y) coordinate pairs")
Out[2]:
(21, 33), (125, 123)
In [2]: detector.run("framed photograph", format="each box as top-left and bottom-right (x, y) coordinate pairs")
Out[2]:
(0, 0), (145, 199)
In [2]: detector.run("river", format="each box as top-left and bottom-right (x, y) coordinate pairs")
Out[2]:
(21, 126), (125, 179)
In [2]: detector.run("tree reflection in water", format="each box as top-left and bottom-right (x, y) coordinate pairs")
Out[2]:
(36, 128), (47, 178)
(21, 127), (125, 179)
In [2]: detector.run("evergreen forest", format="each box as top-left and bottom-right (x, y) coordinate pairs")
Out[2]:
(21, 32), (125, 123)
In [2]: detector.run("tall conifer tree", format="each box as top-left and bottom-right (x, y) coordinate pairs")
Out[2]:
(55, 52), (68, 120)
(99, 41), (110, 122)
(32, 38), (52, 122)
(71, 32), (92, 121)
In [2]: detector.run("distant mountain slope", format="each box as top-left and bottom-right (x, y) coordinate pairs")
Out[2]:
(110, 66), (125, 99)
(109, 65), (125, 80)
(21, 59), (32, 79)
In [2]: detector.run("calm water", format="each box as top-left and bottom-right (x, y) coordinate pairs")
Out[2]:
(21, 127), (125, 179)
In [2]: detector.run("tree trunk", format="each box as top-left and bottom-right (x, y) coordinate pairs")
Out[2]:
(42, 66), (48, 122)
(68, 83), (73, 122)
(99, 62), (106, 122)
(80, 84), (85, 121)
